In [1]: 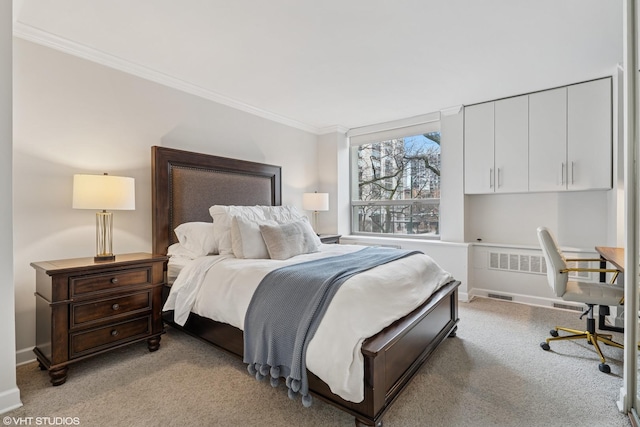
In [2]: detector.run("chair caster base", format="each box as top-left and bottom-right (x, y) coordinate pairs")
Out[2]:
(540, 342), (550, 351)
(599, 363), (611, 374)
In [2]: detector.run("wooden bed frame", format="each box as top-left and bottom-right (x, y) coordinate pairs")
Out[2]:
(151, 146), (460, 427)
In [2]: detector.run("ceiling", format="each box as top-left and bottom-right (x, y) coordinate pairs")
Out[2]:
(12, 0), (623, 134)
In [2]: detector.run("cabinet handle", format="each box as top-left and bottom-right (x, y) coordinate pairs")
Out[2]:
(110, 277), (119, 284)
(561, 163), (565, 185)
(497, 168), (501, 188)
(112, 303), (120, 311)
(571, 161), (575, 185)
(111, 329), (119, 337)
(489, 168), (494, 188)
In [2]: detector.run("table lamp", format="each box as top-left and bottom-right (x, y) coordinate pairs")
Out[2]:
(302, 191), (329, 234)
(72, 173), (135, 262)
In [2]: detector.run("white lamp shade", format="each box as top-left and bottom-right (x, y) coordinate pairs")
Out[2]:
(73, 174), (136, 210)
(302, 192), (329, 211)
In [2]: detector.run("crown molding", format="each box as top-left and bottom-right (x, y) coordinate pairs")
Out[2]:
(346, 111), (440, 138)
(440, 105), (463, 116)
(12, 22), (322, 135)
(317, 125), (348, 135)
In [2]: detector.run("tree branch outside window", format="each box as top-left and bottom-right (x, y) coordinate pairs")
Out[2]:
(353, 132), (441, 236)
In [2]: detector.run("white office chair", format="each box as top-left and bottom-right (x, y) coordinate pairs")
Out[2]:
(537, 226), (624, 373)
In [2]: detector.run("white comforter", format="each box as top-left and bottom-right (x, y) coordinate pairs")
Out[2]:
(163, 244), (453, 402)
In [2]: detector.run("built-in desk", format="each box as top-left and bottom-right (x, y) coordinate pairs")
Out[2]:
(595, 246), (624, 276)
(595, 246), (624, 333)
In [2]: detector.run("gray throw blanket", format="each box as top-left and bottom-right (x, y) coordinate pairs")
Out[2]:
(243, 246), (421, 407)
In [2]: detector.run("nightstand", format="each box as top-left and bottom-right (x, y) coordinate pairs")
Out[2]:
(31, 252), (167, 386)
(319, 234), (341, 244)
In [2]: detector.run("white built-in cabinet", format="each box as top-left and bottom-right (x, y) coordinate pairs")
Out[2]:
(464, 77), (612, 194)
(463, 102), (494, 194)
(464, 95), (529, 194)
(495, 96), (529, 193)
(566, 78), (612, 190)
(529, 87), (567, 192)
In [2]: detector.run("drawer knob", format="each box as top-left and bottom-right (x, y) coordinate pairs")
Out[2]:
(111, 329), (119, 337)
(112, 303), (120, 311)
(111, 278), (119, 284)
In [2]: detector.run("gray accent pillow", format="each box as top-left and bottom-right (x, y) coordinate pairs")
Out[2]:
(259, 218), (320, 260)
(231, 216), (277, 259)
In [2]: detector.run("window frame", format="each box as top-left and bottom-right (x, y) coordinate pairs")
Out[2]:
(348, 114), (441, 239)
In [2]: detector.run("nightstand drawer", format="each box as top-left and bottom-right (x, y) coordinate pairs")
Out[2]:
(71, 267), (152, 297)
(71, 291), (152, 327)
(70, 316), (151, 358)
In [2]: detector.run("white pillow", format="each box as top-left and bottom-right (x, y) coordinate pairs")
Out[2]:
(259, 218), (321, 260)
(261, 205), (306, 223)
(173, 222), (217, 257)
(167, 242), (199, 259)
(230, 216), (277, 259)
(209, 205), (268, 255)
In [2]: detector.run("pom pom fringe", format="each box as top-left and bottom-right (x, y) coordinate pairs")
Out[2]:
(248, 365), (312, 406)
(302, 394), (313, 408)
(259, 364), (270, 376)
(270, 366), (280, 378)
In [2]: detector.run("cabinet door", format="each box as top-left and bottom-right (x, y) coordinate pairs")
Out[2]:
(495, 95), (529, 193)
(464, 102), (495, 194)
(567, 78), (612, 190)
(529, 87), (567, 192)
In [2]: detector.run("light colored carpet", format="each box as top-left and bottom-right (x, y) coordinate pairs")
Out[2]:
(8, 297), (632, 427)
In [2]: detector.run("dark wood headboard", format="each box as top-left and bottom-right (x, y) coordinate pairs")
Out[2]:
(151, 146), (282, 255)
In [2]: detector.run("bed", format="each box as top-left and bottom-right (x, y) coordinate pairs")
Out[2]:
(151, 145), (460, 427)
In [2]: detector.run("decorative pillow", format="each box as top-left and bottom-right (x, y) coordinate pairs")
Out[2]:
(261, 205), (306, 223)
(209, 205), (268, 255)
(173, 222), (217, 257)
(259, 218), (321, 260)
(231, 216), (277, 259)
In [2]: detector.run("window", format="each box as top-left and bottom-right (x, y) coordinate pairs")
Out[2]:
(349, 119), (441, 238)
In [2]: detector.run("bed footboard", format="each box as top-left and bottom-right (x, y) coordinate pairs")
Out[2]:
(307, 279), (460, 426)
(164, 279), (459, 427)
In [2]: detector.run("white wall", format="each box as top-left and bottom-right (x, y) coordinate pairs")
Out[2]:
(469, 243), (598, 308)
(440, 107), (465, 243)
(465, 191), (611, 249)
(12, 39), (319, 363)
(1, 1), (23, 415)
(317, 130), (350, 236)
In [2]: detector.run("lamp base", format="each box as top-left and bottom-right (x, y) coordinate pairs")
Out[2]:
(95, 211), (114, 263)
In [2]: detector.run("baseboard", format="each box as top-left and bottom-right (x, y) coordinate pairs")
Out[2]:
(0, 386), (22, 415)
(468, 288), (583, 311)
(457, 291), (471, 303)
(15, 347), (35, 366)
